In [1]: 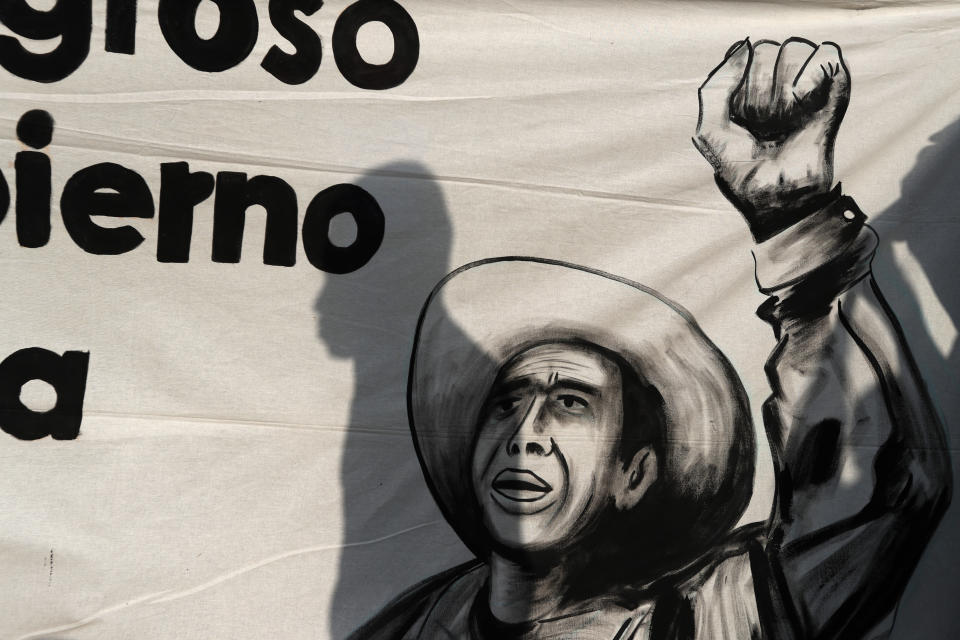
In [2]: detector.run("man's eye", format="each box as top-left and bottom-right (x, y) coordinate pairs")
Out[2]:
(556, 394), (588, 410)
(494, 397), (520, 415)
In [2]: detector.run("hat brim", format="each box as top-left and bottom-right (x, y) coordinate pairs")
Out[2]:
(408, 257), (755, 562)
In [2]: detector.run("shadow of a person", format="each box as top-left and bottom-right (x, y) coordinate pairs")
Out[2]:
(867, 120), (960, 639)
(316, 161), (472, 638)
(773, 127), (960, 638)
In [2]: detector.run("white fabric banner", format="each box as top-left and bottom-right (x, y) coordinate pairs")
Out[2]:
(0, 1), (957, 638)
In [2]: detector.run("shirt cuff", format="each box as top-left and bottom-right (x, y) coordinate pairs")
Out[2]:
(751, 195), (876, 294)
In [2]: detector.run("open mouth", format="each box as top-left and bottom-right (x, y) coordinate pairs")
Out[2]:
(492, 468), (553, 502)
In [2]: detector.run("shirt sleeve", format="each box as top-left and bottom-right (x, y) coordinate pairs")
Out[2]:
(750, 195), (952, 639)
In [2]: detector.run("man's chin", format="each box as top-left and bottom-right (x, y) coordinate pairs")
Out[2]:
(486, 533), (567, 566)
(482, 509), (567, 557)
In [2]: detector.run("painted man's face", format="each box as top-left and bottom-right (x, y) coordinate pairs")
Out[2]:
(471, 343), (625, 552)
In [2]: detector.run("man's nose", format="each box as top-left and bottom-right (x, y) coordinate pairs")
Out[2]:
(506, 397), (551, 456)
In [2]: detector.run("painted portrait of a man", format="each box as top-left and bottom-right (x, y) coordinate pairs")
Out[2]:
(350, 38), (952, 640)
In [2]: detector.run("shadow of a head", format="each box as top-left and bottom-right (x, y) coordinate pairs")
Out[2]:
(894, 119), (960, 218)
(314, 160), (452, 364)
(871, 118), (960, 385)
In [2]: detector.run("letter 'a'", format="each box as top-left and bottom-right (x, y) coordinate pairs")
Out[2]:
(0, 348), (90, 441)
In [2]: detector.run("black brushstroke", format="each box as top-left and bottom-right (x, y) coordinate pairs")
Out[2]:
(0, 348), (89, 441)
(0, 0), (92, 83)
(158, 0), (258, 73)
(332, 0), (420, 90)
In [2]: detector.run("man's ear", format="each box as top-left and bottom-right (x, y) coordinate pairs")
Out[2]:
(613, 445), (658, 511)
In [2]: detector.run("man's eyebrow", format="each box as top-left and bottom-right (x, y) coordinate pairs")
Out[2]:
(550, 378), (601, 397)
(490, 378), (532, 396)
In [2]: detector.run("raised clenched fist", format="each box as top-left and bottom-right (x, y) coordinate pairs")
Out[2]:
(694, 38), (850, 241)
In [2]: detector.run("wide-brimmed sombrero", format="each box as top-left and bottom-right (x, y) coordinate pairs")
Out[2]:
(408, 257), (755, 569)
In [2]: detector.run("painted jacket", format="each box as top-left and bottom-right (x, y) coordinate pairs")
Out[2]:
(350, 197), (952, 640)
